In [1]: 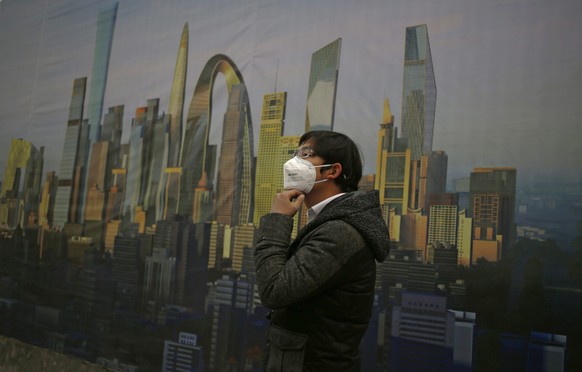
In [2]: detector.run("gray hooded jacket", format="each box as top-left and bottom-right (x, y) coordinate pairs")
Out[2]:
(254, 190), (390, 371)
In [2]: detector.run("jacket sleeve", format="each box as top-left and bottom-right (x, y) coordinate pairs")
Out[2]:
(254, 212), (363, 309)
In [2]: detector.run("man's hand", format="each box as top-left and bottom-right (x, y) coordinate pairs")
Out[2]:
(271, 189), (305, 217)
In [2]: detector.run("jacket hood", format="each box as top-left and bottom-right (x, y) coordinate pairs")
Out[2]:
(311, 190), (391, 262)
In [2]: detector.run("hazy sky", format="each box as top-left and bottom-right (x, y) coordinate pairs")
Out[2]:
(1, 0), (581, 188)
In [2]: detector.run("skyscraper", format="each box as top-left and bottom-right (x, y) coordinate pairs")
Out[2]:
(375, 99), (412, 220)
(305, 38), (341, 132)
(400, 208), (428, 253)
(401, 24), (436, 161)
(53, 77), (87, 228)
(418, 150), (447, 211)
(427, 193), (458, 247)
(208, 274), (254, 371)
(215, 84), (254, 227)
(84, 141), (109, 222)
(100, 105), (124, 191)
(38, 171), (57, 229)
(0, 138), (43, 228)
(231, 224), (255, 273)
(280, 135), (303, 235)
(253, 92), (286, 225)
(80, 2), (119, 223)
(470, 167), (517, 261)
(86, 2), (118, 143)
(168, 23), (188, 168)
(179, 54), (252, 221)
(123, 107), (146, 222)
(456, 210), (472, 266)
(143, 248), (177, 306)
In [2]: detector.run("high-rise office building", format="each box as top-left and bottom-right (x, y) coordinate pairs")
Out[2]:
(105, 168), (125, 222)
(456, 210), (472, 266)
(177, 222), (210, 314)
(161, 167), (182, 221)
(144, 112), (169, 225)
(143, 248), (177, 306)
(192, 171), (213, 223)
(139, 99), (163, 224)
(208, 274), (254, 372)
(53, 78), (87, 229)
(215, 84), (254, 227)
(123, 107), (146, 222)
(87, 2), (118, 143)
(100, 105), (124, 191)
(123, 99), (165, 226)
(84, 141), (109, 222)
(253, 92), (286, 225)
(1, 139), (37, 198)
(418, 151), (447, 211)
(451, 310), (476, 372)
(400, 208), (428, 253)
(162, 332), (204, 372)
(280, 136), (303, 235)
(231, 224), (255, 273)
(112, 223), (141, 313)
(157, 24), (189, 224)
(168, 23), (188, 168)
(0, 138), (43, 228)
(103, 219), (121, 253)
(375, 100), (412, 219)
(81, 3), (119, 223)
(305, 38), (341, 132)
(401, 24), (436, 161)
(432, 243), (459, 284)
(379, 250), (437, 294)
(390, 292), (455, 371)
(470, 167), (517, 262)
(38, 171), (57, 229)
(180, 54), (251, 221)
(427, 194), (458, 247)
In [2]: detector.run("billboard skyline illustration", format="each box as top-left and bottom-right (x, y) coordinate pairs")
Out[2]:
(0, 1), (581, 370)
(1, 0), (581, 188)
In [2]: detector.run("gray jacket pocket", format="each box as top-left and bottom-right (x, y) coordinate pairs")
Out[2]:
(264, 325), (308, 372)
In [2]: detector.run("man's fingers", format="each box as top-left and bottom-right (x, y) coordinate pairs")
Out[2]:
(293, 194), (305, 207)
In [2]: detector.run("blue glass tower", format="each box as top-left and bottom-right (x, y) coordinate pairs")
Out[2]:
(87, 2), (118, 143)
(53, 77), (87, 228)
(401, 25), (436, 160)
(305, 38), (342, 132)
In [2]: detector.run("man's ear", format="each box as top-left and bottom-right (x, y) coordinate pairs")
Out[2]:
(327, 163), (343, 180)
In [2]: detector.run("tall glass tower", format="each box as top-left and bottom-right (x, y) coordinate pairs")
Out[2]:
(168, 23), (188, 168)
(79, 3), (118, 223)
(87, 2), (118, 143)
(305, 38), (341, 132)
(401, 25), (436, 161)
(53, 77), (87, 228)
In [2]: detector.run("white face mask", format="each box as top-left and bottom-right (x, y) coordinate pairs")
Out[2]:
(283, 156), (331, 193)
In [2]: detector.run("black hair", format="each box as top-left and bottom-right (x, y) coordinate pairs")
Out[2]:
(299, 130), (363, 192)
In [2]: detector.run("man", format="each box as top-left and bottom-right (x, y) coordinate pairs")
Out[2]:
(254, 130), (391, 371)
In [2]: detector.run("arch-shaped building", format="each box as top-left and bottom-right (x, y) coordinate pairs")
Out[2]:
(178, 54), (254, 226)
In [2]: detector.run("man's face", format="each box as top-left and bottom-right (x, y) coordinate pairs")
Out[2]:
(295, 141), (328, 178)
(295, 140), (333, 187)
